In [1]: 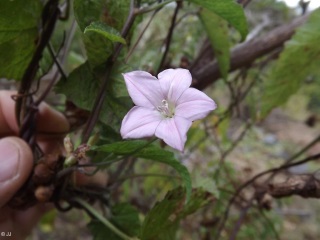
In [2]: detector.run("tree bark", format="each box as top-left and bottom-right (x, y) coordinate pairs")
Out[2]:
(191, 14), (310, 90)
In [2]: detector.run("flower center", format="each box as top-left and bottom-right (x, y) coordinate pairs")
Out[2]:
(157, 100), (174, 118)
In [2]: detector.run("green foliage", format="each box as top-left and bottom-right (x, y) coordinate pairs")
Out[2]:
(56, 61), (132, 130)
(73, 0), (104, 32)
(104, 0), (130, 31)
(140, 187), (215, 240)
(261, 9), (320, 117)
(74, 0), (129, 67)
(84, 21), (126, 44)
(188, 0), (248, 40)
(200, 9), (230, 79)
(92, 140), (192, 201)
(0, 0), (42, 80)
(88, 203), (141, 240)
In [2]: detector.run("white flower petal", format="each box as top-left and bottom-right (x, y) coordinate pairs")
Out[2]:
(155, 116), (192, 152)
(158, 68), (192, 104)
(123, 71), (164, 108)
(121, 106), (163, 139)
(175, 88), (217, 121)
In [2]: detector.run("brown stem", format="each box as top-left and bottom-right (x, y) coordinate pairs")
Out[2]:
(157, 0), (181, 73)
(16, 0), (60, 140)
(81, 0), (136, 144)
(191, 13), (310, 90)
(269, 173), (320, 198)
(215, 151), (320, 240)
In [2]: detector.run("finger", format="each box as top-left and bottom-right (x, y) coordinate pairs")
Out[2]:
(0, 204), (51, 239)
(13, 203), (52, 238)
(0, 137), (33, 207)
(0, 91), (69, 138)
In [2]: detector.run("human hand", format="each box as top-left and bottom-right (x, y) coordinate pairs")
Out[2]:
(0, 91), (69, 239)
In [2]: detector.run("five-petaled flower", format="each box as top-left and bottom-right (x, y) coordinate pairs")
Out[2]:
(120, 68), (217, 151)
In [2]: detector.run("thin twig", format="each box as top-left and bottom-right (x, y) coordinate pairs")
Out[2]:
(126, 9), (159, 63)
(174, 10), (199, 27)
(157, 0), (181, 73)
(61, 19), (77, 65)
(16, 0), (60, 128)
(134, 0), (175, 15)
(227, 134), (320, 238)
(82, 0), (136, 144)
(215, 152), (320, 240)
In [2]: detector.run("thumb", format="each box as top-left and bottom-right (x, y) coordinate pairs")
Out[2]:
(0, 137), (33, 207)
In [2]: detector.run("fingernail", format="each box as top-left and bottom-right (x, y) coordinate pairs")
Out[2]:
(0, 139), (20, 183)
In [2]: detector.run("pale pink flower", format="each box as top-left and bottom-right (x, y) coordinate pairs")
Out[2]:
(120, 68), (217, 151)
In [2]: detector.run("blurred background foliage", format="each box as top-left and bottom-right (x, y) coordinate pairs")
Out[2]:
(1, 0), (320, 239)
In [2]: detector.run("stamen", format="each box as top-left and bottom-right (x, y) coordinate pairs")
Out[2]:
(157, 99), (174, 118)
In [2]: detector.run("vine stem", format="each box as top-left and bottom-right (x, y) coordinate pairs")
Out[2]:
(134, 0), (175, 15)
(157, 0), (181, 73)
(16, 0), (60, 128)
(215, 151), (320, 240)
(74, 198), (139, 240)
(81, 0), (136, 144)
(125, 9), (158, 63)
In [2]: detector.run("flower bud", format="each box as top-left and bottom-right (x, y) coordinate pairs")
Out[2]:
(64, 135), (74, 155)
(34, 185), (54, 202)
(64, 154), (77, 167)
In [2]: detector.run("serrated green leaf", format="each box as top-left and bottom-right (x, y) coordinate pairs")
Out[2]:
(73, 0), (105, 32)
(111, 203), (141, 236)
(73, 0), (108, 66)
(82, 21), (126, 66)
(103, 0), (130, 32)
(200, 9), (230, 79)
(188, 0), (248, 40)
(88, 203), (140, 240)
(261, 9), (320, 117)
(140, 187), (215, 240)
(0, 0), (42, 80)
(55, 61), (132, 131)
(181, 187), (216, 218)
(140, 187), (185, 240)
(84, 21), (126, 44)
(74, 0), (130, 67)
(92, 140), (192, 201)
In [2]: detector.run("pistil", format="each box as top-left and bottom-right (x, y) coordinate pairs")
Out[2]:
(157, 100), (174, 118)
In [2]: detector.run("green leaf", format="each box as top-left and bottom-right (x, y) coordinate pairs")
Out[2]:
(140, 187), (185, 240)
(73, 0), (129, 32)
(55, 61), (132, 131)
(73, 0), (130, 67)
(140, 187), (215, 240)
(84, 21), (126, 44)
(92, 140), (192, 201)
(0, 0), (42, 80)
(111, 203), (141, 237)
(103, 0), (130, 32)
(88, 203), (140, 240)
(261, 9), (320, 117)
(99, 125), (122, 144)
(82, 21), (126, 66)
(188, 0), (248, 40)
(200, 9), (230, 79)
(73, 0), (105, 32)
(181, 188), (216, 218)
(73, 0), (109, 66)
